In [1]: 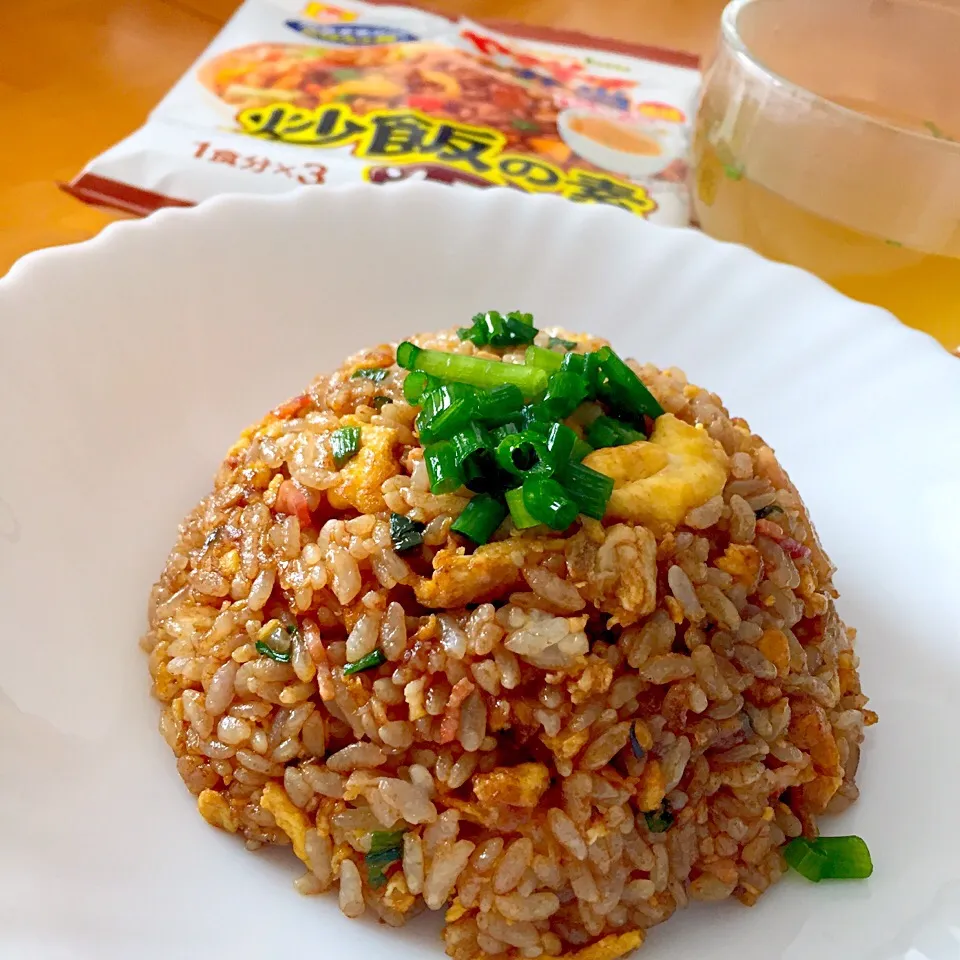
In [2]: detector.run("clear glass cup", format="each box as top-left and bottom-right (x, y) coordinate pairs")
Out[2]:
(692, 0), (960, 350)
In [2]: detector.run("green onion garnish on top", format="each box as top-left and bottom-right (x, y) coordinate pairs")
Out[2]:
(343, 648), (386, 675)
(423, 441), (463, 494)
(522, 476), (578, 531)
(505, 486), (540, 529)
(417, 383), (478, 442)
(331, 426), (361, 468)
(525, 344), (564, 372)
(402, 370), (438, 404)
(450, 423), (494, 483)
(595, 346), (665, 420)
(560, 461), (614, 521)
(457, 310), (537, 348)
(451, 494), (507, 545)
(390, 512), (425, 553)
(399, 318), (662, 526)
(397, 342), (548, 398)
(542, 369), (587, 419)
(476, 384), (524, 426)
(494, 433), (551, 478)
(587, 415), (646, 449)
(560, 352), (587, 376)
(783, 836), (873, 882)
(351, 367), (389, 382)
(571, 436), (594, 462)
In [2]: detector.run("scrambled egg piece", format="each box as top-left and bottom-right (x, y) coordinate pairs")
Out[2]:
(559, 931), (645, 960)
(636, 759), (665, 812)
(197, 789), (238, 833)
(328, 419), (401, 514)
(542, 729), (590, 762)
(384, 873), (416, 914)
(472, 763), (551, 808)
(415, 538), (564, 608)
(757, 627), (791, 677)
(445, 898), (468, 923)
(715, 543), (762, 589)
(571, 658), (614, 703)
(583, 414), (727, 533)
(567, 523), (657, 627)
(260, 782), (309, 863)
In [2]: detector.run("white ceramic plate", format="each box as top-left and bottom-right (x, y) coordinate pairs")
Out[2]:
(1, 183), (958, 960)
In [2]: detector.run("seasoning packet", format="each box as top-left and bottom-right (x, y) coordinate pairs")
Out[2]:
(65, 0), (701, 223)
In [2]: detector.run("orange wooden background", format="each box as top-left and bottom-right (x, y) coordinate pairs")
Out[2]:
(0, 0), (727, 276)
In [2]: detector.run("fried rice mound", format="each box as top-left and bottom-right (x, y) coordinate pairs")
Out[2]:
(141, 327), (874, 960)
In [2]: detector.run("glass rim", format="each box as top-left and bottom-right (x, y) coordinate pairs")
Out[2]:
(719, 0), (960, 152)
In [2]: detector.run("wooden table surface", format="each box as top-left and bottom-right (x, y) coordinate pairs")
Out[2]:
(0, 0), (726, 276)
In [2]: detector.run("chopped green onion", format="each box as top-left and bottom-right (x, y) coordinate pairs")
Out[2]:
(784, 836), (873, 882)
(285, 623), (299, 637)
(365, 830), (405, 887)
(476, 384), (524, 426)
(491, 422), (520, 444)
(584, 351), (605, 397)
(525, 344), (564, 372)
(571, 436), (594, 462)
(396, 341), (420, 369)
(522, 476), (578, 531)
(495, 433), (551, 477)
(548, 336), (577, 351)
(596, 346), (665, 420)
(423, 441), (464, 494)
(451, 422), (492, 470)
(784, 839), (826, 882)
(371, 396), (390, 410)
(560, 461), (614, 520)
(416, 384), (478, 442)
(396, 342), (548, 398)
(644, 800), (674, 833)
(450, 425), (507, 494)
(343, 649), (386, 675)
(544, 422), (576, 466)
(451, 494), (507, 544)
(457, 311), (538, 348)
(366, 847), (402, 888)
(331, 426), (361, 467)
(420, 383), (477, 418)
(560, 352), (587, 376)
(542, 370), (587, 419)
(520, 403), (550, 427)
(351, 367), (389, 382)
(506, 486), (540, 529)
(256, 631), (292, 663)
(587, 415), (646, 449)
(370, 829), (406, 852)
(402, 371), (438, 404)
(390, 512), (425, 553)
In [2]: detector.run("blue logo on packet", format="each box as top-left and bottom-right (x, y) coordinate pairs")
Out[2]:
(284, 20), (419, 44)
